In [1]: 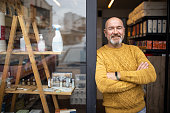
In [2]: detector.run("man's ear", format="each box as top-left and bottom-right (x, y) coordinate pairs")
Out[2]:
(104, 29), (107, 37)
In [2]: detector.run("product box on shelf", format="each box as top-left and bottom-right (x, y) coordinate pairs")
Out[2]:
(153, 20), (158, 33)
(16, 110), (29, 113)
(158, 20), (162, 33)
(75, 74), (86, 89)
(163, 41), (166, 49)
(52, 72), (72, 78)
(162, 20), (167, 33)
(136, 24), (140, 36)
(146, 41), (152, 49)
(147, 19), (153, 33)
(29, 109), (42, 113)
(70, 74), (86, 105)
(143, 21), (147, 35)
(70, 89), (86, 105)
(70, 88), (86, 104)
(153, 41), (159, 49)
(140, 22), (143, 36)
(55, 109), (76, 113)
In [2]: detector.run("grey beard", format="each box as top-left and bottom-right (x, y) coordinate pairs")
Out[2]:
(110, 36), (123, 46)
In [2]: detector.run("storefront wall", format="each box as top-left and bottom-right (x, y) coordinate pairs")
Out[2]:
(0, 0), (97, 112)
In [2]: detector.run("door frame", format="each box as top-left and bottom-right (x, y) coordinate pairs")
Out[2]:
(86, 0), (97, 113)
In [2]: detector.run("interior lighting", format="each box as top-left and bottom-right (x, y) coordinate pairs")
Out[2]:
(53, 0), (61, 7)
(108, 0), (115, 8)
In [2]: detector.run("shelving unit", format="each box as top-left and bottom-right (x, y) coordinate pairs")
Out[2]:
(127, 16), (168, 55)
(5, 85), (74, 95)
(127, 2), (169, 112)
(128, 33), (167, 41)
(0, 15), (74, 113)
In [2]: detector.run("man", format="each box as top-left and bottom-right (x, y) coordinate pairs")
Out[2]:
(95, 17), (156, 113)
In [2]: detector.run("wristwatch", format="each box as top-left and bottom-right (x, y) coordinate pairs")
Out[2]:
(115, 72), (119, 80)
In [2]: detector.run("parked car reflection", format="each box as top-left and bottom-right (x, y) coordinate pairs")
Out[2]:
(56, 45), (86, 76)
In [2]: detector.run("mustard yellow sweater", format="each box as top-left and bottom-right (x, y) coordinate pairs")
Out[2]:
(95, 43), (156, 113)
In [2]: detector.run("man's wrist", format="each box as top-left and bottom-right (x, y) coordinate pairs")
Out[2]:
(115, 72), (119, 80)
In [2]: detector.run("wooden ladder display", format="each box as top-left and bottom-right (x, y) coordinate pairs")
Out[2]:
(0, 15), (59, 113)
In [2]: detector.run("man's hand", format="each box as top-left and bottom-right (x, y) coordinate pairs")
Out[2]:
(137, 62), (149, 70)
(107, 73), (117, 80)
(107, 72), (121, 80)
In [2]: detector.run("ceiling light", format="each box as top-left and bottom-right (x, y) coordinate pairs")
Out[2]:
(108, 0), (115, 8)
(53, 0), (61, 7)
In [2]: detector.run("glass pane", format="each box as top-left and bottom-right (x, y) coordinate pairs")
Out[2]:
(0, 0), (86, 113)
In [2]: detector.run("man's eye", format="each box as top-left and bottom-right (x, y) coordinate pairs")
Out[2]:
(108, 28), (113, 30)
(117, 27), (122, 29)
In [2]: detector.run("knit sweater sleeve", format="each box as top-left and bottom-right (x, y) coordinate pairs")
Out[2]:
(120, 46), (157, 84)
(95, 51), (137, 93)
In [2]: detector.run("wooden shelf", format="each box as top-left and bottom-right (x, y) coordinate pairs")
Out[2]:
(5, 85), (74, 95)
(128, 33), (167, 41)
(142, 49), (167, 54)
(128, 16), (167, 26)
(0, 51), (62, 55)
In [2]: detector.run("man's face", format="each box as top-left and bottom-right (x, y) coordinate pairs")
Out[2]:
(104, 18), (125, 47)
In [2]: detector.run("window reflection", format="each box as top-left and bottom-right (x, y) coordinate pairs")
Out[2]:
(0, 0), (86, 112)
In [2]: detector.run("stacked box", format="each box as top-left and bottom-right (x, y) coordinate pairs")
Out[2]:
(127, 1), (167, 25)
(70, 74), (86, 105)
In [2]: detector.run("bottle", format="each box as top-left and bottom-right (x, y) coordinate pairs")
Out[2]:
(20, 36), (26, 51)
(56, 77), (60, 87)
(38, 34), (45, 52)
(27, 79), (30, 86)
(51, 78), (53, 87)
(66, 77), (70, 88)
(59, 76), (63, 88)
(48, 77), (51, 88)
(52, 25), (63, 52)
(63, 77), (66, 87)
(7, 80), (11, 88)
(72, 79), (75, 88)
(32, 79), (36, 86)
(21, 79), (25, 85)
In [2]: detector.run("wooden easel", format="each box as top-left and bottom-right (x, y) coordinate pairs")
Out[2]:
(0, 15), (59, 113)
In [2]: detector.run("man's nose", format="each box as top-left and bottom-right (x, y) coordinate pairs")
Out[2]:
(112, 28), (118, 34)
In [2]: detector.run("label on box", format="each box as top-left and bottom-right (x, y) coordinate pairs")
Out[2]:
(147, 41), (152, 49)
(128, 27), (131, 37)
(0, 26), (5, 40)
(163, 41), (166, 49)
(153, 41), (159, 49)
(132, 26), (136, 36)
(158, 41), (163, 49)
(158, 20), (162, 33)
(140, 23), (143, 36)
(152, 20), (157, 33)
(162, 20), (167, 33)
(147, 20), (152, 33)
(136, 24), (140, 36)
(143, 21), (147, 34)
